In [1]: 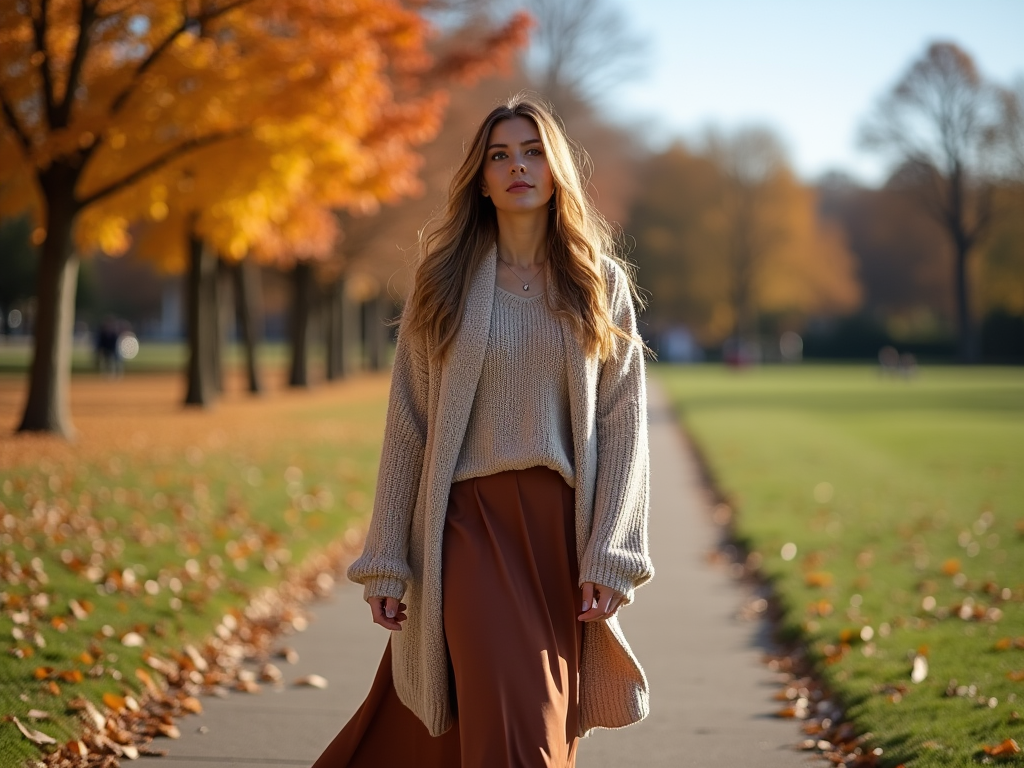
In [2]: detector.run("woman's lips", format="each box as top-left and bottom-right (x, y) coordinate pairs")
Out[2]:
(507, 181), (533, 191)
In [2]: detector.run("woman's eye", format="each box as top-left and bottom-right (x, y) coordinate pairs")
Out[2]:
(526, 148), (542, 156)
(490, 151), (508, 161)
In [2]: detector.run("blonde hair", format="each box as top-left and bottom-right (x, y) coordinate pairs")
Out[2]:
(402, 93), (637, 362)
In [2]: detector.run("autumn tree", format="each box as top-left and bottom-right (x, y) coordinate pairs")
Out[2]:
(0, 0), (529, 430)
(628, 138), (861, 347)
(818, 174), (954, 324)
(860, 42), (1007, 362)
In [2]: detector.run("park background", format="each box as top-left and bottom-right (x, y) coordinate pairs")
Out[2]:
(1, 1), (1023, 767)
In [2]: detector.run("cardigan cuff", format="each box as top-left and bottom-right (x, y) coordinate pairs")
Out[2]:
(361, 575), (407, 603)
(580, 566), (639, 607)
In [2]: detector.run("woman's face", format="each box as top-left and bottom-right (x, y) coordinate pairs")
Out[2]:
(480, 116), (555, 215)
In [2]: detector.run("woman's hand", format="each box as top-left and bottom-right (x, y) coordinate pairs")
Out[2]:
(369, 596), (407, 631)
(578, 582), (625, 622)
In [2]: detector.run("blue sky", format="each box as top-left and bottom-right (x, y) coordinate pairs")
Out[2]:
(603, 0), (1024, 184)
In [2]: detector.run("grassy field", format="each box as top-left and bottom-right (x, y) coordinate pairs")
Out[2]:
(0, 368), (388, 766)
(0, 339), (305, 375)
(656, 364), (1024, 767)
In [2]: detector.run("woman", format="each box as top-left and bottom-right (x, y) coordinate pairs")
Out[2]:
(313, 94), (653, 768)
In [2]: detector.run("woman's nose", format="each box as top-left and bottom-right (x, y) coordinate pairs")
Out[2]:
(511, 162), (526, 174)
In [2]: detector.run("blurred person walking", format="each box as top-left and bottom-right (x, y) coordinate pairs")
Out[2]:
(312, 94), (653, 767)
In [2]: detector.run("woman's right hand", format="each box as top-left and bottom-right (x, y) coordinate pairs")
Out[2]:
(369, 596), (407, 631)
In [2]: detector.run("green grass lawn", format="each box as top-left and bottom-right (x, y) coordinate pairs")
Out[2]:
(0, 340), (303, 374)
(0, 373), (387, 766)
(656, 364), (1024, 767)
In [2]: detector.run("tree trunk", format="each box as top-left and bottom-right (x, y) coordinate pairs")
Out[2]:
(207, 258), (229, 393)
(954, 240), (978, 363)
(289, 261), (314, 388)
(325, 279), (342, 381)
(234, 257), (263, 394)
(365, 293), (391, 371)
(184, 233), (218, 406)
(18, 171), (80, 438)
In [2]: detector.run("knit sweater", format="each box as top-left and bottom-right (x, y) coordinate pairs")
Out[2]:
(347, 246), (653, 738)
(452, 285), (575, 487)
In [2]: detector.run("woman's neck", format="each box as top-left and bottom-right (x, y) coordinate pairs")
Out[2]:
(494, 210), (549, 268)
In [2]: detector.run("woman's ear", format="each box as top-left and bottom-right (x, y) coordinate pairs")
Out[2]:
(480, 181), (490, 197)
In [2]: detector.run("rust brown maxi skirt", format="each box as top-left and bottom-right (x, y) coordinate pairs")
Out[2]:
(313, 466), (583, 768)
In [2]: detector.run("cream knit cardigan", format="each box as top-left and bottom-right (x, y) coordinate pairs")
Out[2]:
(347, 246), (653, 738)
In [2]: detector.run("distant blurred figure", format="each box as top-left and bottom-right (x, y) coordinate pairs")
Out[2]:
(879, 346), (917, 378)
(95, 315), (122, 377)
(779, 331), (803, 363)
(899, 352), (918, 378)
(878, 345), (899, 376)
(660, 325), (704, 363)
(723, 336), (760, 368)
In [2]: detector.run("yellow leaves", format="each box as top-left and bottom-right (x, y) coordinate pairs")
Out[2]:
(149, 201), (169, 221)
(33, 666), (53, 680)
(102, 692), (127, 712)
(941, 558), (962, 576)
(74, 212), (131, 256)
(805, 571), (834, 589)
(995, 637), (1024, 651)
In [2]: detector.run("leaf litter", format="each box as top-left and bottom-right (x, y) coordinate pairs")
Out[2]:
(0, 373), (386, 765)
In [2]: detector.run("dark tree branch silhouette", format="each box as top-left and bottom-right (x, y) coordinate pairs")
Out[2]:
(860, 42), (1006, 362)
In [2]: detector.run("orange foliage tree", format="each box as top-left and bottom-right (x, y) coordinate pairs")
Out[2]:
(0, 0), (530, 434)
(628, 136), (861, 349)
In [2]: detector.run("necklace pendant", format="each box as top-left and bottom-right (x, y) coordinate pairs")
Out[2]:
(523, 283), (529, 291)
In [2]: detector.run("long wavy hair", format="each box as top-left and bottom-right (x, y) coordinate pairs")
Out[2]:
(402, 93), (638, 362)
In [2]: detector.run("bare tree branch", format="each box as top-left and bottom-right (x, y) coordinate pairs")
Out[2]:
(0, 88), (33, 160)
(95, 0), (144, 21)
(31, 0), (57, 127)
(522, 0), (646, 109)
(77, 128), (244, 207)
(55, 0), (98, 127)
(109, 0), (256, 115)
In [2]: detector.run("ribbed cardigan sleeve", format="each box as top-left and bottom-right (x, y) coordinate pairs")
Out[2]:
(346, 326), (429, 602)
(579, 261), (654, 604)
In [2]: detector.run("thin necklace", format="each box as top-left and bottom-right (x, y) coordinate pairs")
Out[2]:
(497, 255), (545, 292)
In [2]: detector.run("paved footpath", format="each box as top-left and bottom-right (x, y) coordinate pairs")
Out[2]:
(140, 378), (814, 767)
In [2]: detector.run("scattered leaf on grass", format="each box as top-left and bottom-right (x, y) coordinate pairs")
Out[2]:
(983, 738), (1021, 757)
(941, 558), (961, 576)
(805, 571), (834, 588)
(59, 669), (84, 683)
(121, 631), (145, 647)
(1007, 670), (1024, 682)
(294, 674), (328, 689)
(103, 692), (127, 712)
(69, 598), (91, 620)
(911, 654), (929, 684)
(26, 709), (49, 720)
(12, 715), (57, 745)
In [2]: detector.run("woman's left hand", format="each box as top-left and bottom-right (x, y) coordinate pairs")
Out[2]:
(578, 582), (625, 622)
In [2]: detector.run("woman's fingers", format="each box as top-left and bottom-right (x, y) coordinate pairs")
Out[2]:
(580, 582), (595, 613)
(578, 582), (625, 622)
(369, 597), (406, 631)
